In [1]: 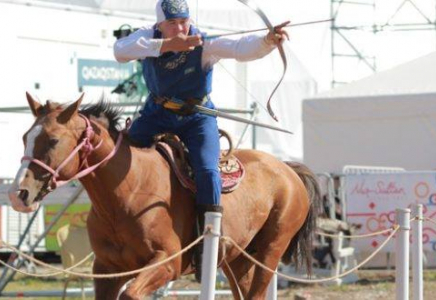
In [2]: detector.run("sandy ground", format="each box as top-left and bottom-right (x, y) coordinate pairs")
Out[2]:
(166, 270), (436, 300)
(1, 268), (435, 299)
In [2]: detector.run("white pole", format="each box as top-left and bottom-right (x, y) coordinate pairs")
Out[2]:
(412, 204), (423, 300)
(200, 212), (222, 300)
(396, 208), (411, 300)
(266, 270), (277, 300)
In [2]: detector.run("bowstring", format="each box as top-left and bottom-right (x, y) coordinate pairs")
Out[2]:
(194, 1), (272, 116)
(216, 61), (269, 114)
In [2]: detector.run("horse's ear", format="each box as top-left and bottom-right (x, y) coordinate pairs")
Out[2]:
(26, 92), (43, 117)
(57, 93), (84, 124)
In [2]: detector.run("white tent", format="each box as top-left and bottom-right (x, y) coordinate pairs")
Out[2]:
(303, 51), (436, 173)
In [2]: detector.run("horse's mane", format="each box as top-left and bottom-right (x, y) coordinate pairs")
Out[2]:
(79, 98), (123, 134)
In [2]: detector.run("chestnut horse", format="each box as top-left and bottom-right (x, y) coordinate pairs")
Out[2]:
(8, 93), (320, 299)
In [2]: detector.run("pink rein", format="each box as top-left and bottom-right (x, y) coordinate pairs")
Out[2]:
(21, 114), (124, 190)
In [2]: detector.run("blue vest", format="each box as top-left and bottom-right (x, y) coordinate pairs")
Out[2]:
(142, 25), (213, 100)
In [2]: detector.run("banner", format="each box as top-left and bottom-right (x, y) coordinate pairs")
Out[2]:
(44, 204), (91, 251)
(345, 172), (436, 252)
(78, 59), (133, 87)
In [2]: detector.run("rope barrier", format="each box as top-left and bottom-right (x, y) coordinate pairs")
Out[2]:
(0, 234), (204, 279)
(316, 227), (394, 239)
(425, 217), (436, 225)
(0, 219), (411, 284)
(0, 252), (94, 278)
(315, 217), (418, 239)
(221, 225), (400, 284)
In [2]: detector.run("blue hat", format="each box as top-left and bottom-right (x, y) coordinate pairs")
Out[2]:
(156, 0), (190, 23)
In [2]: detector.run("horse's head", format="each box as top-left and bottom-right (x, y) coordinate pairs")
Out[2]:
(8, 92), (88, 213)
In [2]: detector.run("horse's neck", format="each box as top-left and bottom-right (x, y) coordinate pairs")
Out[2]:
(79, 129), (161, 217)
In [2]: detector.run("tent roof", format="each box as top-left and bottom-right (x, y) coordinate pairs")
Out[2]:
(40, 0), (102, 9)
(27, 0), (245, 16)
(22, 0), (159, 14)
(13, 0), (259, 30)
(314, 51), (436, 99)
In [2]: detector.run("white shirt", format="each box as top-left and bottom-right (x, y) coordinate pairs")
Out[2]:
(113, 26), (277, 70)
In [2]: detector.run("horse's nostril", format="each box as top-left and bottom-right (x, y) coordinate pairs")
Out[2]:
(18, 190), (29, 202)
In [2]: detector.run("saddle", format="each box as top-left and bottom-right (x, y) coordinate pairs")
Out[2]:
(154, 130), (245, 193)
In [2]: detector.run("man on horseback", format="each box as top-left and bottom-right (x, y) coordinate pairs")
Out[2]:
(114, 0), (288, 282)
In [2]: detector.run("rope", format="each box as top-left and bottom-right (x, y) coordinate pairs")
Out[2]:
(425, 217), (436, 225)
(221, 225), (399, 284)
(0, 220), (408, 283)
(316, 227), (394, 239)
(316, 217), (417, 239)
(222, 259), (244, 300)
(0, 252), (94, 278)
(0, 234), (204, 279)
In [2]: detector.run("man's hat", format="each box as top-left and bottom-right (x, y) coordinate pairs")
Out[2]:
(156, 0), (190, 23)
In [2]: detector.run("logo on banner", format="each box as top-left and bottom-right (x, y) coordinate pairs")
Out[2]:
(345, 173), (436, 253)
(351, 180), (406, 198)
(78, 59), (133, 87)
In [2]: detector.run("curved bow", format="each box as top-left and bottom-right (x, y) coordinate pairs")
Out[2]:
(237, 0), (287, 122)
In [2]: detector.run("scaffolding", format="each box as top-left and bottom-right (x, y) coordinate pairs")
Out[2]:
(331, 0), (436, 87)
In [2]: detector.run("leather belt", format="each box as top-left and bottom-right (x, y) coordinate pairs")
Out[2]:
(152, 95), (208, 115)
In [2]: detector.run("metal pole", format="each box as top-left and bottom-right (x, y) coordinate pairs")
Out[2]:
(339, 175), (347, 221)
(395, 208), (411, 300)
(235, 105), (257, 149)
(412, 204), (423, 300)
(0, 186), (84, 293)
(0, 287), (95, 297)
(167, 290), (232, 296)
(266, 270), (277, 300)
(251, 102), (257, 149)
(200, 212), (222, 300)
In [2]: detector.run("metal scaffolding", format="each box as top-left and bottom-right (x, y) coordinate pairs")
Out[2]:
(331, 0), (436, 87)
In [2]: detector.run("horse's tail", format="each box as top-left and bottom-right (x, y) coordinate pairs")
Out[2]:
(282, 161), (321, 275)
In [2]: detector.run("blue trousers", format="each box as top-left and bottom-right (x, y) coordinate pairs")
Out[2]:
(128, 99), (221, 206)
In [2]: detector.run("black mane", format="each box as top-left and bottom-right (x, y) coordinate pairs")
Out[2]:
(79, 99), (123, 133)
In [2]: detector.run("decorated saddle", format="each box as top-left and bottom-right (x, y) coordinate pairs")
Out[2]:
(154, 130), (245, 193)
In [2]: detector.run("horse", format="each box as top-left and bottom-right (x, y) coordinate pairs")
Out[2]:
(8, 93), (321, 299)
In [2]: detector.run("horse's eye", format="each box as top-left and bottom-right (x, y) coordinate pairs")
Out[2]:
(49, 139), (59, 148)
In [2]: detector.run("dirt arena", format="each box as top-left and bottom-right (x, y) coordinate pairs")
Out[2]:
(167, 270), (436, 300)
(2, 269), (435, 299)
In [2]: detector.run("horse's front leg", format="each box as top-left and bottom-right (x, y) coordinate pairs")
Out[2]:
(93, 259), (131, 300)
(119, 250), (180, 300)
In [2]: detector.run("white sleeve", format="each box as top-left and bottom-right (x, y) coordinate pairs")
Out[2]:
(113, 27), (164, 63)
(202, 33), (276, 69)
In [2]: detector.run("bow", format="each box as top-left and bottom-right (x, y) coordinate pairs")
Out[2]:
(237, 0), (287, 122)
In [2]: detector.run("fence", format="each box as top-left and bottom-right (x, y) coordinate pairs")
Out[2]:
(200, 205), (425, 300)
(0, 204), (428, 299)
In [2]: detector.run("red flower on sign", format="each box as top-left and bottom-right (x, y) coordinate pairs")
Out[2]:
(369, 202), (376, 209)
(371, 240), (378, 248)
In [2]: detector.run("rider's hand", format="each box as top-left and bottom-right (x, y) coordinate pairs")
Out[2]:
(161, 34), (203, 53)
(265, 21), (290, 45)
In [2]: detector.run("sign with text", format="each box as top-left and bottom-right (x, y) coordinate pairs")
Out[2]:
(345, 172), (436, 252)
(78, 59), (133, 87)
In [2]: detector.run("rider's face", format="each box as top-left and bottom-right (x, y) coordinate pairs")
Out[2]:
(158, 18), (190, 38)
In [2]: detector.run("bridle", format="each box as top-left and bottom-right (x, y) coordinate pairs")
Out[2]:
(21, 114), (123, 193)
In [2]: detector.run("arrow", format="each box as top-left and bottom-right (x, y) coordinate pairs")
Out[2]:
(204, 18), (333, 40)
(194, 105), (293, 135)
